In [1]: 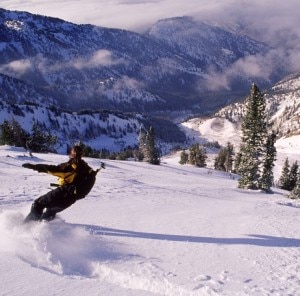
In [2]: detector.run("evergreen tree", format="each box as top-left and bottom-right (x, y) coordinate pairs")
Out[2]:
(11, 119), (28, 147)
(214, 147), (226, 171)
(179, 150), (189, 165)
(238, 84), (268, 190)
(0, 119), (28, 147)
(214, 142), (234, 172)
(278, 158), (291, 190)
(0, 120), (14, 145)
(224, 142), (234, 172)
(288, 161), (299, 191)
(259, 131), (277, 193)
(137, 127), (146, 161)
(288, 172), (300, 199)
(233, 150), (242, 174)
(189, 143), (207, 167)
(30, 122), (57, 153)
(144, 127), (160, 165)
(238, 144), (259, 189)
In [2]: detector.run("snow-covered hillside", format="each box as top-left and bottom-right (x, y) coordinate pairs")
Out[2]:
(0, 102), (142, 153)
(0, 9), (275, 113)
(1, 139), (300, 296)
(181, 117), (241, 148)
(214, 73), (300, 139)
(267, 73), (300, 137)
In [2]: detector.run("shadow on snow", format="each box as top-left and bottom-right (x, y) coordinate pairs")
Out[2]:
(78, 224), (300, 248)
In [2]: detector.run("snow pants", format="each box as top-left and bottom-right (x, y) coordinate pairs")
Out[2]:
(24, 184), (77, 222)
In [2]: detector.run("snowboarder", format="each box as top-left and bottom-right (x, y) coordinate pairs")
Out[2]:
(22, 145), (100, 222)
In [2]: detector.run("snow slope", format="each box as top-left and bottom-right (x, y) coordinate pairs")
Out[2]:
(1, 142), (300, 296)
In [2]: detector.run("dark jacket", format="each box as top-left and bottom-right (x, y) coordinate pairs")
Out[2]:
(24, 158), (93, 186)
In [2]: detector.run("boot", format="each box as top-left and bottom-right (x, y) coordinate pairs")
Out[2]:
(24, 200), (44, 223)
(40, 208), (56, 221)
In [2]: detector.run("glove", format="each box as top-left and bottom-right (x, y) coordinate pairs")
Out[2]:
(22, 163), (45, 173)
(22, 163), (35, 170)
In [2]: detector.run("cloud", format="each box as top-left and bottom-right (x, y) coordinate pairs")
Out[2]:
(113, 76), (144, 91)
(72, 50), (122, 69)
(0, 0), (290, 33)
(2, 1), (299, 48)
(1, 0), (300, 82)
(3, 1), (300, 45)
(28, 50), (123, 74)
(202, 48), (290, 91)
(0, 59), (32, 77)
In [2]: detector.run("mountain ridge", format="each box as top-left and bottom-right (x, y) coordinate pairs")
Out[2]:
(212, 73), (300, 140)
(0, 9), (275, 113)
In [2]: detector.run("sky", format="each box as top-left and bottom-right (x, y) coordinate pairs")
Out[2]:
(1, 130), (300, 295)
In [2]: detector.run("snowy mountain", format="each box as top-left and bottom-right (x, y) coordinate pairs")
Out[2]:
(266, 73), (300, 138)
(0, 9), (273, 113)
(147, 16), (268, 70)
(183, 74), (300, 146)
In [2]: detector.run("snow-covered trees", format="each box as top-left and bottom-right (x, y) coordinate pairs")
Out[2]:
(189, 143), (207, 167)
(288, 173), (300, 199)
(259, 131), (277, 192)
(30, 122), (57, 153)
(237, 84), (277, 192)
(0, 119), (28, 147)
(0, 119), (57, 153)
(278, 158), (291, 190)
(138, 127), (160, 165)
(179, 144), (207, 167)
(179, 150), (189, 165)
(278, 158), (299, 191)
(214, 142), (234, 172)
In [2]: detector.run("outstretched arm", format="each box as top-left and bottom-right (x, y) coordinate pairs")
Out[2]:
(22, 163), (49, 173)
(22, 162), (71, 174)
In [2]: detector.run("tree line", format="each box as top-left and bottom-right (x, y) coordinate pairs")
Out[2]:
(0, 119), (161, 165)
(0, 119), (57, 153)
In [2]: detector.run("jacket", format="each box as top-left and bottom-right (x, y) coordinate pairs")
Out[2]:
(24, 158), (93, 186)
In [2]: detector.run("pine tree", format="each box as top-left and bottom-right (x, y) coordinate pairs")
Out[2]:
(137, 127), (146, 161)
(238, 144), (260, 189)
(233, 150), (242, 174)
(288, 172), (300, 199)
(224, 142), (234, 172)
(214, 147), (226, 171)
(0, 119), (28, 147)
(0, 120), (14, 145)
(215, 142), (234, 172)
(179, 150), (189, 165)
(278, 158), (291, 190)
(259, 131), (277, 193)
(144, 127), (160, 165)
(30, 122), (57, 153)
(288, 161), (299, 191)
(189, 143), (207, 167)
(238, 84), (268, 190)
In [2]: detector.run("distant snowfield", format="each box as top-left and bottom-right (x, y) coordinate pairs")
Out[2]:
(181, 117), (241, 147)
(1, 137), (300, 295)
(181, 117), (300, 180)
